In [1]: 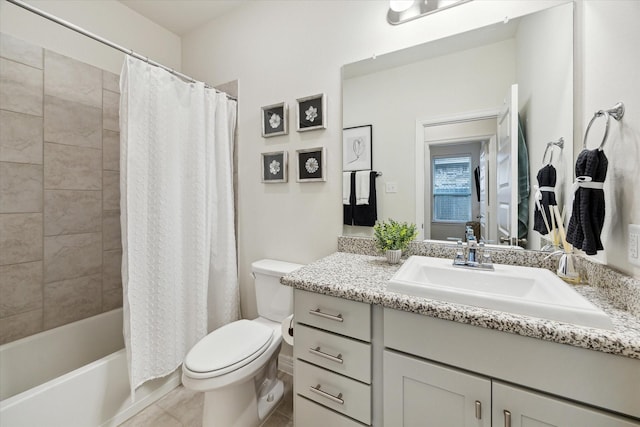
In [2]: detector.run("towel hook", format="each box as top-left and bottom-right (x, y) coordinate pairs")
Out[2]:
(582, 102), (625, 151)
(541, 137), (564, 165)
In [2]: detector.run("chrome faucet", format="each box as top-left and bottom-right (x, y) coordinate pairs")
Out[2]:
(452, 228), (494, 270)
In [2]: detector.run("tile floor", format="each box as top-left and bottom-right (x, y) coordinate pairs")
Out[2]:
(119, 371), (293, 427)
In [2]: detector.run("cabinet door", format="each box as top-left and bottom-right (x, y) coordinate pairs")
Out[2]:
(384, 350), (490, 427)
(492, 382), (640, 427)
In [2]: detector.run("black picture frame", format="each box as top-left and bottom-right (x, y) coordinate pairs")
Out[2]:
(261, 151), (288, 183)
(296, 93), (326, 132)
(261, 102), (288, 137)
(296, 147), (326, 182)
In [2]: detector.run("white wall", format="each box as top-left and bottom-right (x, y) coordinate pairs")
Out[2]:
(182, 0), (565, 318)
(516, 4), (574, 250)
(343, 39), (515, 236)
(0, 0), (181, 74)
(579, 0), (640, 277)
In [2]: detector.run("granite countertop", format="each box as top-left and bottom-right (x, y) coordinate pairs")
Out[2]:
(281, 252), (640, 360)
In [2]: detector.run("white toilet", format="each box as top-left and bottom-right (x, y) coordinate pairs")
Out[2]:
(182, 259), (302, 427)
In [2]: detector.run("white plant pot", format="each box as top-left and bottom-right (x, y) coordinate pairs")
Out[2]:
(386, 249), (402, 264)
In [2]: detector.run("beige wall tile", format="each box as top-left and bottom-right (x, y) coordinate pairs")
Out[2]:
(0, 261), (43, 318)
(0, 309), (42, 345)
(0, 110), (43, 164)
(43, 273), (101, 329)
(103, 129), (120, 171)
(103, 70), (120, 94)
(44, 95), (102, 149)
(44, 143), (101, 190)
(103, 209), (121, 250)
(44, 232), (102, 283)
(103, 90), (119, 132)
(103, 249), (122, 291)
(0, 162), (43, 213)
(0, 213), (42, 265)
(103, 170), (120, 210)
(0, 57), (43, 116)
(0, 33), (43, 69)
(44, 50), (101, 108)
(44, 190), (101, 236)
(102, 288), (122, 312)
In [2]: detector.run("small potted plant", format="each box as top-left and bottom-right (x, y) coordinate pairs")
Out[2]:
(373, 219), (418, 264)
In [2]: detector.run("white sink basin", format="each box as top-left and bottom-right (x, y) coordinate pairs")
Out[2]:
(389, 256), (614, 330)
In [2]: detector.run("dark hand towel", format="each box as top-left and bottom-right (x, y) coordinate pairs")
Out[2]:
(353, 171), (378, 227)
(343, 172), (355, 225)
(566, 149), (608, 255)
(533, 164), (557, 234)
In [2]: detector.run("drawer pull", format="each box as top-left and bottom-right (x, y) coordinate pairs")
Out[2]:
(503, 410), (511, 427)
(309, 346), (344, 364)
(309, 308), (344, 322)
(310, 384), (344, 405)
(475, 400), (481, 419)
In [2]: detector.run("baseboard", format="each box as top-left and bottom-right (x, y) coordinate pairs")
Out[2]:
(278, 354), (294, 376)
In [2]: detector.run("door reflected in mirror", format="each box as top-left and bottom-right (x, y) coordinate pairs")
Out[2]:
(342, 3), (573, 251)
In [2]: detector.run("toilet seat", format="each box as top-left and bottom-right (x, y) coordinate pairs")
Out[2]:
(184, 319), (274, 378)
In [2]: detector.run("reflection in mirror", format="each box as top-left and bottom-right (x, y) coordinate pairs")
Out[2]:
(342, 3), (573, 251)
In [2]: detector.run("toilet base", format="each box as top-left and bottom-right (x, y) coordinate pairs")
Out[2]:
(201, 377), (283, 427)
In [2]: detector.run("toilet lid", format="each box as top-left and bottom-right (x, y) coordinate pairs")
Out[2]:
(184, 319), (274, 376)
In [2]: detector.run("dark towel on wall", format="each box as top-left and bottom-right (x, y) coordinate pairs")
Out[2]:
(533, 164), (557, 234)
(343, 171), (378, 226)
(566, 149), (608, 255)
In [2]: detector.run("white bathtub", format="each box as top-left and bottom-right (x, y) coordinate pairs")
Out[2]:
(0, 308), (181, 427)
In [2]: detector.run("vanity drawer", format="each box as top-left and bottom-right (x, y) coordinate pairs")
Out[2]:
(294, 323), (371, 383)
(295, 395), (367, 427)
(295, 359), (371, 425)
(294, 289), (371, 341)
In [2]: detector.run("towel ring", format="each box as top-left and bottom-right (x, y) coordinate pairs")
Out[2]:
(583, 102), (625, 151)
(542, 137), (564, 164)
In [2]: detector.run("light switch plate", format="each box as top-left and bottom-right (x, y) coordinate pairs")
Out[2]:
(629, 224), (640, 267)
(385, 182), (398, 193)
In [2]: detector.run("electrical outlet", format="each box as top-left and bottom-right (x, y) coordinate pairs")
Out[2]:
(629, 224), (640, 267)
(385, 182), (398, 193)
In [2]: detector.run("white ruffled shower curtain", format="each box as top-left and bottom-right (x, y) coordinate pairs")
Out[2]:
(120, 56), (239, 394)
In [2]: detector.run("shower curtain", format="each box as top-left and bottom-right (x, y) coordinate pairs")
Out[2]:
(120, 56), (239, 395)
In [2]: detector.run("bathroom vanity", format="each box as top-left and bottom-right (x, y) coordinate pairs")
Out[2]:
(282, 245), (640, 426)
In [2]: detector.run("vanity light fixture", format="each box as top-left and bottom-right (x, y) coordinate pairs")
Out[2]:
(387, 0), (472, 25)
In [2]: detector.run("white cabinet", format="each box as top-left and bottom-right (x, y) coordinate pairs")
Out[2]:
(293, 290), (372, 426)
(384, 350), (491, 427)
(384, 351), (639, 427)
(492, 382), (640, 427)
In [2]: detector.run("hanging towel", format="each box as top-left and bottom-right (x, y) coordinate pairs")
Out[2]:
(355, 170), (371, 205)
(342, 172), (351, 205)
(517, 117), (530, 241)
(533, 164), (557, 234)
(566, 149), (607, 255)
(353, 171), (378, 226)
(343, 172), (355, 225)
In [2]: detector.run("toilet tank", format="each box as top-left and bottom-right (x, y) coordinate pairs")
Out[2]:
(252, 259), (303, 322)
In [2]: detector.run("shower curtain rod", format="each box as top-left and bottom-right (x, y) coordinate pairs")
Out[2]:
(5, 0), (237, 101)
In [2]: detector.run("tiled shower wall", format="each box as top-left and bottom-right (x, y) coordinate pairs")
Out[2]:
(0, 33), (122, 345)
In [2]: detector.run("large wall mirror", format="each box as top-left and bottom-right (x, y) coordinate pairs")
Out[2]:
(342, 2), (573, 251)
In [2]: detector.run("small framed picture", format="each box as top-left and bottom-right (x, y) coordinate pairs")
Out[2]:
(261, 151), (288, 183)
(296, 147), (326, 182)
(343, 125), (372, 171)
(296, 93), (326, 132)
(261, 102), (288, 137)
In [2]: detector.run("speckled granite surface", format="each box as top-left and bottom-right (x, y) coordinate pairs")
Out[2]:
(282, 250), (640, 360)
